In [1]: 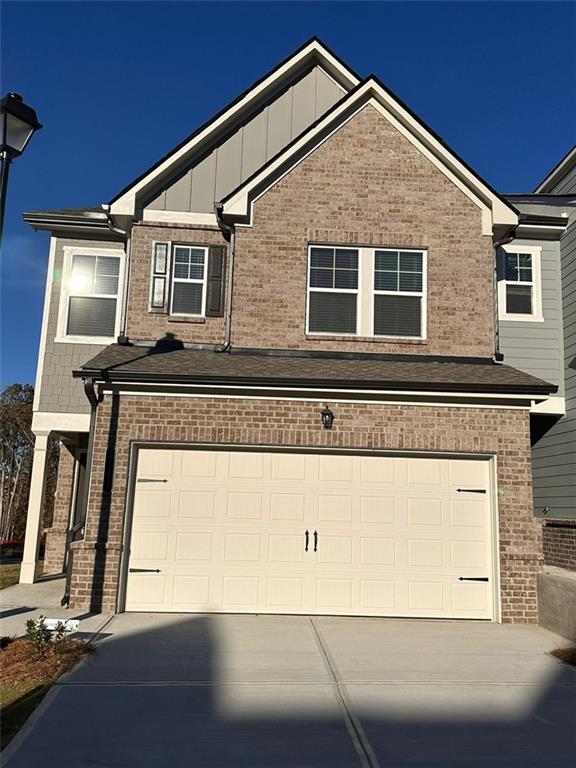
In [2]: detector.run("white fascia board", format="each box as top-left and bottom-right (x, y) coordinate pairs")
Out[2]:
(97, 380), (547, 404)
(530, 396), (566, 415)
(224, 81), (517, 234)
(109, 41), (359, 217)
(32, 411), (91, 434)
(33, 236), (57, 411)
(141, 209), (218, 227)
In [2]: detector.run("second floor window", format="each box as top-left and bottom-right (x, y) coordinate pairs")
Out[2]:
(170, 246), (208, 316)
(498, 245), (543, 322)
(307, 245), (426, 339)
(59, 248), (124, 341)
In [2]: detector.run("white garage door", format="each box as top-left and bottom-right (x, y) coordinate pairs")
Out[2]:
(125, 448), (495, 619)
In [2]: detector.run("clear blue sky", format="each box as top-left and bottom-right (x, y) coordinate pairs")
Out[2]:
(1, 1), (574, 387)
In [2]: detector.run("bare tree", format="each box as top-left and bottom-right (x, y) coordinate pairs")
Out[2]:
(0, 384), (59, 541)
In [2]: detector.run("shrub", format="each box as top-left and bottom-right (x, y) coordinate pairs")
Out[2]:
(24, 616), (52, 660)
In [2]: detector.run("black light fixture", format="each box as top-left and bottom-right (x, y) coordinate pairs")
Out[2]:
(0, 92), (42, 246)
(321, 405), (334, 430)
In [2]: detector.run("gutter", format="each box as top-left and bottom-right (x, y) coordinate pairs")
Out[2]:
(492, 226), (517, 362)
(73, 368), (557, 397)
(214, 202), (235, 353)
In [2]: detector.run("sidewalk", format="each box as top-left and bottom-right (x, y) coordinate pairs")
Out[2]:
(0, 577), (110, 638)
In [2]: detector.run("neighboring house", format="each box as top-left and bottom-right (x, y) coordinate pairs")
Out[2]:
(20, 39), (562, 624)
(504, 147), (576, 572)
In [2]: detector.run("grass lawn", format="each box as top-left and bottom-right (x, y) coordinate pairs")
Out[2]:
(0, 631), (93, 750)
(0, 679), (53, 750)
(0, 563), (21, 590)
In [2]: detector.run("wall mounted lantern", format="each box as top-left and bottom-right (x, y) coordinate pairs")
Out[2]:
(321, 405), (334, 430)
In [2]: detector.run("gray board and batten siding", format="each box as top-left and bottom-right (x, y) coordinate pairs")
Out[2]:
(532, 162), (576, 519)
(145, 66), (345, 214)
(38, 236), (123, 415)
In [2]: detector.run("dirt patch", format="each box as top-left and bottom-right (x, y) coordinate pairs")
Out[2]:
(550, 646), (576, 667)
(0, 636), (93, 684)
(0, 636), (93, 749)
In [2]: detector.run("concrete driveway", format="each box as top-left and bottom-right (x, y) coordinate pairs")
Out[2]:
(3, 614), (576, 767)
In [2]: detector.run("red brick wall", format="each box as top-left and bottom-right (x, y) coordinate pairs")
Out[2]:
(43, 445), (75, 575)
(232, 105), (494, 356)
(126, 106), (494, 358)
(542, 520), (576, 571)
(69, 395), (540, 623)
(126, 223), (227, 344)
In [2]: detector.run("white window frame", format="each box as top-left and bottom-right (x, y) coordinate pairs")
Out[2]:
(169, 244), (208, 318)
(56, 246), (125, 344)
(498, 244), (543, 323)
(306, 245), (361, 336)
(306, 244), (427, 340)
(372, 247), (427, 341)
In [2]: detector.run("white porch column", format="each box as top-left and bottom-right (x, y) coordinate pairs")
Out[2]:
(20, 431), (50, 583)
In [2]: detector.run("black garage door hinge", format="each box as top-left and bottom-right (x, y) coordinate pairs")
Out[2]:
(457, 488), (486, 494)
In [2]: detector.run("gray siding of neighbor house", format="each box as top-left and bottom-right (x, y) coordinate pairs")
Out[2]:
(530, 164), (576, 519)
(531, 213), (576, 519)
(499, 238), (564, 395)
(145, 66), (345, 214)
(37, 236), (124, 415)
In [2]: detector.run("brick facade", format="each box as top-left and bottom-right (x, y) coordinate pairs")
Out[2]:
(125, 106), (495, 358)
(68, 394), (541, 623)
(43, 445), (75, 575)
(126, 223), (227, 344)
(234, 105), (494, 356)
(542, 520), (576, 571)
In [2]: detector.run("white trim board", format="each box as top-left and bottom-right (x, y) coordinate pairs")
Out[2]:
(33, 236), (57, 411)
(497, 244), (543, 322)
(55, 245), (126, 344)
(32, 411), (91, 434)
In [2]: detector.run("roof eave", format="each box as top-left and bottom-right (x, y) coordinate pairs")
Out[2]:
(72, 367), (556, 397)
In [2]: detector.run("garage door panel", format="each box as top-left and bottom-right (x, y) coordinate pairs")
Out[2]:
(360, 496), (397, 524)
(318, 495), (353, 522)
(226, 491), (263, 519)
(126, 449), (494, 619)
(177, 490), (216, 519)
(181, 450), (218, 479)
(268, 534), (305, 563)
(270, 493), (306, 520)
(175, 532), (213, 561)
(407, 458), (443, 486)
(408, 498), (443, 526)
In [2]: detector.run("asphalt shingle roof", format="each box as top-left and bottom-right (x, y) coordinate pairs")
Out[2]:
(76, 344), (556, 395)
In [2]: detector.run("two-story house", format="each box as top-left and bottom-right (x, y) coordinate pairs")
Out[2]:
(20, 39), (558, 623)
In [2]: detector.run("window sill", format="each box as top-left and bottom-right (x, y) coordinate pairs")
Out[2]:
(305, 334), (427, 344)
(167, 316), (206, 324)
(54, 336), (116, 345)
(499, 314), (544, 323)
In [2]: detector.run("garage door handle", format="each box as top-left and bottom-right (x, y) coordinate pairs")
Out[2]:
(129, 568), (161, 573)
(304, 530), (309, 552)
(457, 488), (486, 494)
(458, 576), (489, 582)
(313, 530), (318, 552)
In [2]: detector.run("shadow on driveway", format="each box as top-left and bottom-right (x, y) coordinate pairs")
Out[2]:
(2, 614), (576, 767)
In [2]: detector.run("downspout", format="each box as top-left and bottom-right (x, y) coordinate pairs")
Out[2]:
(492, 227), (517, 363)
(214, 202), (235, 353)
(103, 207), (131, 345)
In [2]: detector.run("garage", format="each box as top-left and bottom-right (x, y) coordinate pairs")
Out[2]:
(124, 447), (496, 619)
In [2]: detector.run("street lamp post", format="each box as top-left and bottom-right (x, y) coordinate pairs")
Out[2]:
(0, 92), (42, 247)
